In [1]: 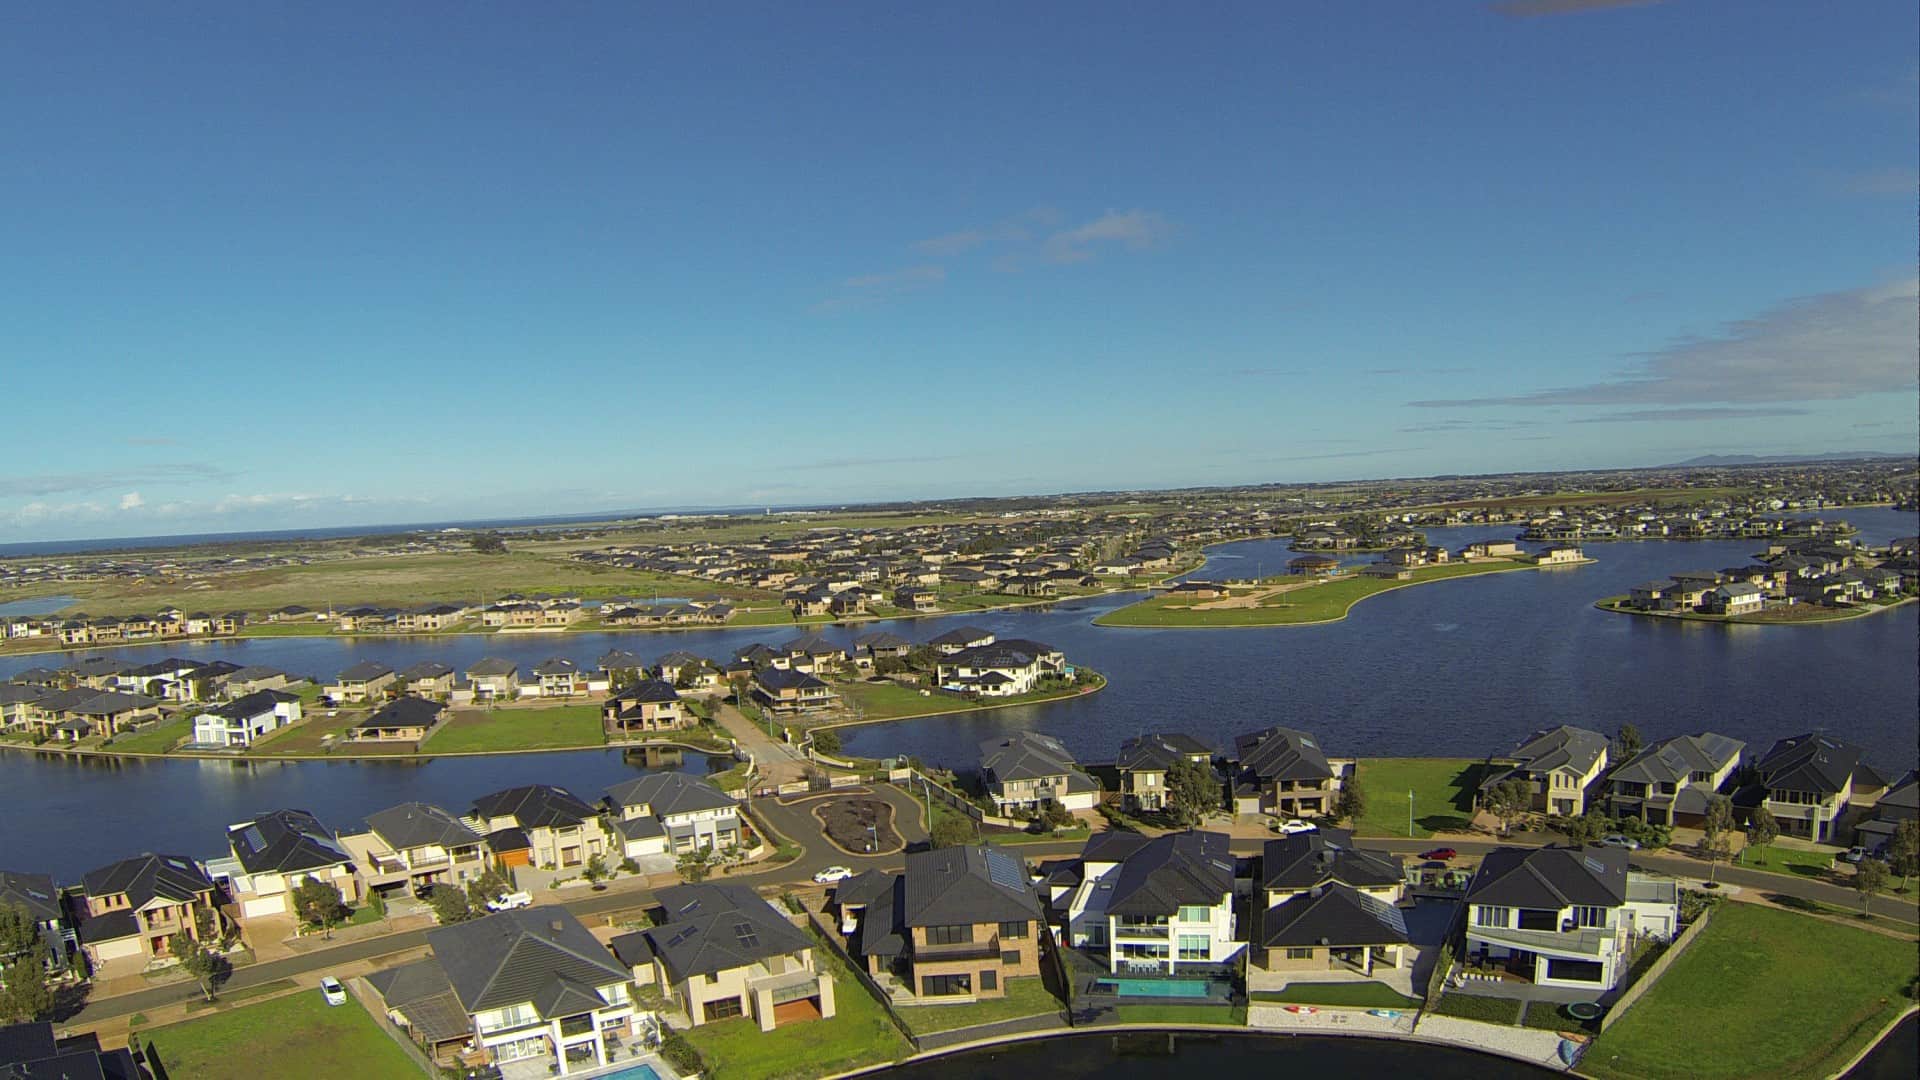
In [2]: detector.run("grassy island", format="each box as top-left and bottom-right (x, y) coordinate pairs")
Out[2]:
(1595, 594), (1914, 626)
(1094, 558), (1579, 628)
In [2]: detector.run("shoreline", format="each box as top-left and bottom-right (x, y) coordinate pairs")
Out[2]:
(1593, 594), (1916, 628)
(801, 672), (1109, 739)
(1094, 559), (1595, 630)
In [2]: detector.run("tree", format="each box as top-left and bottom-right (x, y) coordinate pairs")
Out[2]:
(1700, 795), (1735, 884)
(1040, 802), (1077, 834)
(290, 878), (347, 939)
(1614, 723), (1644, 762)
(0, 952), (55, 1023)
(426, 884), (473, 925)
(583, 854), (609, 889)
(466, 864), (516, 909)
(1744, 806), (1780, 867)
(469, 532), (508, 555)
(1889, 819), (1920, 893)
(1854, 858), (1890, 917)
(1333, 777), (1367, 827)
(169, 932), (224, 1002)
(0, 902), (40, 962)
(1166, 758), (1224, 828)
(811, 728), (842, 755)
(676, 850), (715, 883)
(930, 812), (978, 850)
(1485, 777), (1533, 835)
(1554, 812), (1610, 846)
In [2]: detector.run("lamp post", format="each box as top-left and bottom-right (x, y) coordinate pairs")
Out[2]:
(1409, 788), (1414, 838)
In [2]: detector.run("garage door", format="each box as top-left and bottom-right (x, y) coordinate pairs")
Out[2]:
(497, 848), (532, 868)
(243, 895), (288, 918)
(93, 937), (144, 962)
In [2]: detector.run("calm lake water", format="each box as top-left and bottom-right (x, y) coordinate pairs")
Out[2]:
(877, 1031), (1551, 1078)
(2, 509), (1914, 882)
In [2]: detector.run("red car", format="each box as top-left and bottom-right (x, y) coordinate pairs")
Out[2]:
(1419, 847), (1458, 861)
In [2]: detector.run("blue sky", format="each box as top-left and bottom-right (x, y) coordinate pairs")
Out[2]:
(2, 1), (1915, 541)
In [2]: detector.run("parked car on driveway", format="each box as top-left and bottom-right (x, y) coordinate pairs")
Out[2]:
(813, 866), (854, 884)
(1843, 847), (1868, 864)
(485, 891), (534, 911)
(319, 976), (347, 1006)
(1598, 834), (1639, 850)
(1419, 847), (1458, 861)
(1276, 819), (1318, 835)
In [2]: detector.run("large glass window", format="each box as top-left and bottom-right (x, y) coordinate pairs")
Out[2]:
(1177, 935), (1210, 960)
(926, 924), (974, 945)
(1177, 906), (1211, 923)
(704, 997), (744, 1021)
(1574, 906), (1608, 928)
(1474, 906), (1510, 928)
(998, 920), (1029, 939)
(921, 973), (972, 997)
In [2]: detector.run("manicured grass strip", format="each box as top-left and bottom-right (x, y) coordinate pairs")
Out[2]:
(1582, 902), (1920, 1080)
(678, 945), (911, 1080)
(1733, 844), (1837, 878)
(894, 975), (1065, 1035)
(1109, 1003), (1248, 1025)
(105, 716), (193, 754)
(1428, 992), (1523, 1024)
(141, 985), (421, 1080)
(1095, 559), (1547, 627)
(1350, 757), (1485, 838)
(421, 703), (607, 753)
(1252, 981), (1421, 1009)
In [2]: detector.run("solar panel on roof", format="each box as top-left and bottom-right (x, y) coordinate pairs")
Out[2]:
(241, 826), (266, 851)
(1584, 857), (1606, 876)
(733, 922), (760, 949)
(984, 849), (1026, 890)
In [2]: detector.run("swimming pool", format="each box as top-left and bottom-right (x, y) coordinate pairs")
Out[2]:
(1095, 978), (1212, 998)
(596, 1065), (661, 1080)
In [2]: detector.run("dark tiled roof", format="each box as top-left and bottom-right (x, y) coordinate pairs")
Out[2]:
(604, 772), (736, 817)
(367, 802), (481, 850)
(1609, 733), (1744, 786)
(1465, 846), (1627, 909)
(0, 871), (61, 923)
(472, 785), (595, 829)
(980, 731), (1084, 783)
(426, 906), (628, 1016)
(80, 854), (211, 909)
(610, 679), (679, 705)
(336, 661), (394, 682)
(901, 846), (1040, 928)
(1755, 733), (1878, 796)
(1117, 733), (1213, 772)
(227, 809), (350, 875)
(1260, 883), (1410, 948)
(1261, 829), (1404, 893)
(643, 883), (813, 982)
(354, 696), (444, 732)
(1233, 726), (1335, 783)
(1095, 830), (1235, 919)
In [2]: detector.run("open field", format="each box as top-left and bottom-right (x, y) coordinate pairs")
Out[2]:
(1581, 903), (1920, 1080)
(1350, 757), (1485, 838)
(422, 703), (607, 753)
(893, 975), (1065, 1035)
(1096, 559), (1547, 627)
(677, 943), (911, 1080)
(107, 716), (195, 754)
(140, 988), (421, 1080)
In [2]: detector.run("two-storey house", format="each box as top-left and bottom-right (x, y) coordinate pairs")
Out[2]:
(0, 870), (76, 971)
(978, 731), (1100, 814)
(1114, 733), (1214, 813)
(471, 785), (611, 870)
(216, 808), (360, 922)
(1229, 726), (1352, 818)
(1055, 830), (1241, 975)
(340, 802), (491, 898)
(325, 661), (395, 704)
(75, 854), (225, 968)
(1478, 725), (1610, 817)
(603, 772), (742, 861)
(190, 689), (302, 748)
(1251, 828), (1409, 981)
(1751, 733), (1889, 843)
(750, 667), (835, 714)
(1605, 732), (1744, 827)
(618, 882), (834, 1029)
(935, 639), (1065, 697)
(465, 658), (521, 701)
(1463, 846), (1678, 990)
(601, 679), (685, 736)
(840, 846), (1045, 1002)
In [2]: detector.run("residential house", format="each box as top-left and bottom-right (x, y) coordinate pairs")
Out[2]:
(1259, 828), (1405, 908)
(1054, 830), (1242, 975)
(927, 626), (995, 654)
(750, 667), (835, 715)
(978, 732), (1101, 813)
(372, 906), (637, 1076)
(1854, 770), (1918, 855)
(1463, 846), (1679, 989)
(624, 882), (833, 1029)
(1605, 733), (1745, 827)
(603, 772), (742, 860)
(350, 696), (446, 744)
(1229, 727), (1352, 819)
(220, 665), (294, 697)
(1464, 540), (1522, 558)
(1750, 733), (1889, 843)
(190, 690), (303, 748)
(0, 1020), (142, 1078)
(935, 639), (1065, 697)
(470, 785), (612, 870)
(1254, 882), (1411, 982)
(340, 802), (491, 897)
(218, 809), (361, 920)
(530, 658), (593, 698)
(397, 660), (459, 697)
(325, 661), (396, 704)
(1114, 733), (1214, 813)
(597, 650), (649, 681)
(75, 854), (224, 968)
(840, 845), (1045, 1001)
(893, 587), (938, 612)
(1478, 725), (1610, 817)
(601, 679), (685, 736)
(0, 870), (77, 971)
(1702, 582), (1764, 615)
(466, 658), (520, 701)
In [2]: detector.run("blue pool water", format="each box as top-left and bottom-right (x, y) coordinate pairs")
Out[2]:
(598, 1066), (661, 1080)
(1096, 978), (1211, 997)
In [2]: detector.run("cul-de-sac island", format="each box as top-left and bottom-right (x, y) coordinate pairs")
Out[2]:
(1, 459), (1915, 1080)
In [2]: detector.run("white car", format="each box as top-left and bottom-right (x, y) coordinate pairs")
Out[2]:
(1277, 820), (1318, 835)
(319, 976), (347, 1006)
(485, 891), (534, 911)
(813, 866), (854, 884)
(1598, 834), (1640, 850)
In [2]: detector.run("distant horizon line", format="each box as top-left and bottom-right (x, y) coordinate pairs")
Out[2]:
(4, 451), (1913, 557)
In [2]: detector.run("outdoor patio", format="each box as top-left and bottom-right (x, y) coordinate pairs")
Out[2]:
(1062, 946), (1239, 1005)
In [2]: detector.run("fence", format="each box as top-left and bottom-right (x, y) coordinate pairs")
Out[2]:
(348, 975), (439, 1077)
(897, 770), (1022, 828)
(803, 908), (923, 1050)
(1597, 904), (1716, 1032)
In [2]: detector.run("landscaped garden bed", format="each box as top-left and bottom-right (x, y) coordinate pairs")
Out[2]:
(812, 797), (903, 855)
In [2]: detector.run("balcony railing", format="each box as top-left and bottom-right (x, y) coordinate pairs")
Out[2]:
(916, 937), (1001, 960)
(1469, 923), (1616, 958)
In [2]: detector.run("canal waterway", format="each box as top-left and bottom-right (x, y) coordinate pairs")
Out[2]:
(874, 1031), (1553, 1079)
(2, 509), (1913, 882)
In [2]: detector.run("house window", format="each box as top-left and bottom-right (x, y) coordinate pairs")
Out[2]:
(1517, 909), (1557, 931)
(1001, 950), (1021, 965)
(921, 973), (972, 997)
(703, 997), (744, 1022)
(926, 924), (974, 945)
(1285, 947), (1315, 959)
(998, 920), (1029, 939)
(1574, 906), (1608, 928)
(1177, 935), (1210, 960)
(980, 969), (998, 991)
(1474, 906), (1510, 928)
(1177, 906), (1211, 923)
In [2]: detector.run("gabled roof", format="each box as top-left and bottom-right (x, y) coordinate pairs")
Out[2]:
(367, 802), (482, 851)
(1116, 733), (1213, 772)
(80, 853), (211, 908)
(531, 657), (580, 677)
(354, 696), (444, 732)
(336, 661), (394, 682)
(1233, 726), (1335, 783)
(979, 731), (1084, 783)
(204, 689), (298, 721)
(397, 661), (455, 681)
(227, 809), (350, 875)
(426, 906), (628, 1016)
(1093, 830), (1235, 918)
(1755, 733), (1878, 796)
(610, 679), (679, 705)
(1261, 829), (1404, 893)
(597, 650), (648, 671)
(1465, 846), (1627, 909)
(1609, 733), (1744, 786)
(466, 657), (519, 677)
(901, 846), (1040, 928)
(928, 625), (994, 647)
(643, 883), (813, 982)
(754, 667), (827, 691)
(604, 772), (736, 817)
(1260, 883), (1410, 948)
(471, 785), (596, 829)
(0, 870), (61, 923)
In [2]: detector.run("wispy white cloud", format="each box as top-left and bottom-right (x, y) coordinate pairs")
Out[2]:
(813, 264), (947, 313)
(1413, 278), (1919, 408)
(1039, 209), (1172, 264)
(0, 463), (232, 498)
(118, 492), (144, 511)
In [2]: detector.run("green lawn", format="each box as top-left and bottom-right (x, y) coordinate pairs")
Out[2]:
(894, 975), (1065, 1035)
(1428, 992), (1523, 1024)
(678, 947), (911, 1080)
(1252, 981), (1421, 1009)
(422, 704), (607, 753)
(1109, 1003), (1248, 1025)
(1583, 903), (1920, 1080)
(1351, 757), (1485, 838)
(1733, 844), (1837, 878)
(106, 716), (193, 754)
(141, 987), (421, 1080)
(837, 679), (957, 719)
(1095, 559), (1547, 627)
